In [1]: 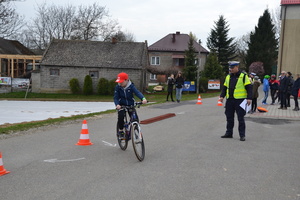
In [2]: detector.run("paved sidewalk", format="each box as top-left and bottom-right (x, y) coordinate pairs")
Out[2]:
(246, 102), (300, 120)
(246, 90), (300, 120)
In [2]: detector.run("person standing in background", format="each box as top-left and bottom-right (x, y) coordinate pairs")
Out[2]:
(286, 72), (294, 107)
(250, 76), (260, 113)
(291, 74), (300, 111)
(175, 72), (184, 103)
(262, 75), (270, 105)
(269, 74), (279, 105)
(166, 74), (175, 102)
(278, 71), (289, 110)
(249, 72), (256, 84)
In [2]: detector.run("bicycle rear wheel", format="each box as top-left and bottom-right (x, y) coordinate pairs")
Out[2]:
(131, 122), (145, 161)
(116, 123), (128, 150)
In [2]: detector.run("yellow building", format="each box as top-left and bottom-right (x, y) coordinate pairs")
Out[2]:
(278, 0), (300, 75)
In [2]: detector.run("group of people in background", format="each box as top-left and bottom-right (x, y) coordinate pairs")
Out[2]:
(166, 72), (184, 103)
(250, 71), (300, 112)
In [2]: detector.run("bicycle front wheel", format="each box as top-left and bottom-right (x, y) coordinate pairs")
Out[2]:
(131, 122), (145, 161)
(116, 123), (128, 150)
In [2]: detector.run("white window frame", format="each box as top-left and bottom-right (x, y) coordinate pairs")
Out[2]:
(151, 56), (160, 65)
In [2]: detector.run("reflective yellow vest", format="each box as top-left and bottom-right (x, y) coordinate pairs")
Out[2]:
(224, 73), (251, 99)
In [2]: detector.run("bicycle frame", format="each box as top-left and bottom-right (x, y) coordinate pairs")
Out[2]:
(116, 102), (145, 161)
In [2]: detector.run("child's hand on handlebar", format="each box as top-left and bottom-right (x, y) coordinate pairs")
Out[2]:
(142, 99), (147, 104)
(116, 105), (121, 110)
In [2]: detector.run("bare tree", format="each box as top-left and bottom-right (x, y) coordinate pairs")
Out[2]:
(21, 2), (121, 49)
(106, 30), (136, 42)
(32, 3), (76, 49)
(271, 6), (281, 39)
(0, 0), (24, 38)
(72, 3), (120, 41)
(235, 33), (251, 69)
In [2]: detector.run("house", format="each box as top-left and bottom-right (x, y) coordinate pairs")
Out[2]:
(32, 39), (149, 93)
(148, 31), (209, 84)
(277, 0), (300, 75)
(0, 38), (42, 78)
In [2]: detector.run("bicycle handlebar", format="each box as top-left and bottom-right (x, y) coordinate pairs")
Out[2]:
(120, 101), (148, 110)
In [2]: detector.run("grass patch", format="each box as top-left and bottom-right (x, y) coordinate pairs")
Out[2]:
(0, 91), (219, 134)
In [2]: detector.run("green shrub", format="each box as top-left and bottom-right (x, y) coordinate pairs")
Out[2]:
(108, 79), (117, 95)
(97, 78), (109, 95)
(199, 77), (209, 93)
(83, 75), (93, 95)
(69, 78), (80, 94)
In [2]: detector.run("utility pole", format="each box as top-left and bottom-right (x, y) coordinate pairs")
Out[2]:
(196, 51), (201, 94)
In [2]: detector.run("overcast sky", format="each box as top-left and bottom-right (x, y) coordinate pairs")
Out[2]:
(13, 0), (280, 48)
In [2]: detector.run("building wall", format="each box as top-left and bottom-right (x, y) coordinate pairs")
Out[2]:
(33, 66), (147, 93)
(148, 51), (207, 82)
(31, 70), (41, 93)
(278, 4), (300, 75)
(149, 51), (174, 69)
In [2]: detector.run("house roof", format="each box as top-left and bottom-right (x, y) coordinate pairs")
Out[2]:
(281, 0), (300, 4)
(148, 32), (209, 53)
(0, 38), (35, 55)
(41, 39), (148, 69)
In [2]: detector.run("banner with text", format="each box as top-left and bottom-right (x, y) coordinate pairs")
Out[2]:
(208, 79), (220, 90)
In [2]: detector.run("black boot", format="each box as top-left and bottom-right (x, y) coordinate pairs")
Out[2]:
(293, 106), (299, 111)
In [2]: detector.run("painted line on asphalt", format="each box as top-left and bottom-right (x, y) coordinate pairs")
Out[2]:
(102, 140), (117, 147)
(44, 158), (85, 163)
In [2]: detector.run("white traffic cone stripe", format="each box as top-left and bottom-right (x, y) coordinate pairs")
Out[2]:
(82, 124), (88, 129)
(0, 159), (3, 166)
(80, 134), (90, 139)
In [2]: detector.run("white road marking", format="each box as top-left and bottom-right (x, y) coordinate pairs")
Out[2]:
(44, 158), (85, 163)
(177, 112), (185, 115)
(102, 140), (117, 147)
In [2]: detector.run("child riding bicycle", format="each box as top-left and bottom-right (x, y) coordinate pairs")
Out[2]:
(114, 72), (147, 138)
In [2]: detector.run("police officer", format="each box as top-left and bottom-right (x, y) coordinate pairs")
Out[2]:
(219, 61), (252, 141)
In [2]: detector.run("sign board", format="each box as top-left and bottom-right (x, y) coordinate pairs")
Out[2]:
(12, 78), (30, 88)
(183, 81), (196, 92)
(208, 79), (220, 90)
(0, 77), (11, 85)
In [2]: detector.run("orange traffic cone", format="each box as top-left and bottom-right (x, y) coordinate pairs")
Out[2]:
(0, 152), (10, 176)
(217, 98), (223, 106)
(76, 120), (93, 146)
(196, 95), (202, 105)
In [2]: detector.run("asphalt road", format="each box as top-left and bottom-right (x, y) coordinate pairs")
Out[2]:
(0, 96), (299, 200)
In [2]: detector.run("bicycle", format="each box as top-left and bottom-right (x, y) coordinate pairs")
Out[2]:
(116, 102), (145, 161)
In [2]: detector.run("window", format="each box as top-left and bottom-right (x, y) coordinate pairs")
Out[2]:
(151, 56), (160, 65)
(50, 69), (59, 76)
(89, 71), (99, 78)
(150, 73), (157, 80)
(174, 58), (185, 67)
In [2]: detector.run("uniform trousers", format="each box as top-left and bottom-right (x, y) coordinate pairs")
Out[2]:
(225, 98), (246, 137)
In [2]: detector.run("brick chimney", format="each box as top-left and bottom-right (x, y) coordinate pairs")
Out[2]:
(172, 34), (176, 43)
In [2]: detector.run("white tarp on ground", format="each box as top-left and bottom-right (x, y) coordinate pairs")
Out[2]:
(0, 100), (115, 125)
